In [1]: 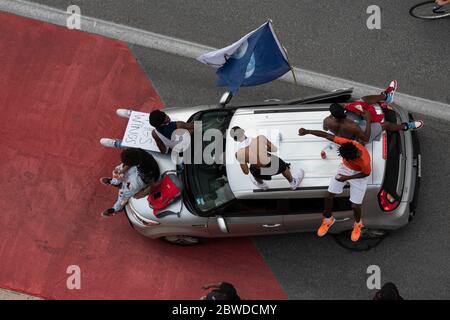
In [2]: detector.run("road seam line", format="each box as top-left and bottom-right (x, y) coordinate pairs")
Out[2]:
(1, 0), (449, 120)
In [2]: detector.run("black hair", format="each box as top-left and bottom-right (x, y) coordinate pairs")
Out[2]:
(121, 148), (160, 183)
(149, 109), (167, 128)
(121, 148), (143, 167)
(373, 282), (402, 300)
(329, 103), (346, 119)
(230, 126), (244, 141)
(337, 142), (359, 160)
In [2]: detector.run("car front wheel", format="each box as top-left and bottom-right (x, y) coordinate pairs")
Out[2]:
(162, 235), (201, 246)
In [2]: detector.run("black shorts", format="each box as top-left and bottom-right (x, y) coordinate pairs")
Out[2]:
(249, 155), (290, 181)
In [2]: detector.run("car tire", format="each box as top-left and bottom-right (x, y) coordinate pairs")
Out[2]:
(333, 229), (388, 252)
(162, 235), (201, 246)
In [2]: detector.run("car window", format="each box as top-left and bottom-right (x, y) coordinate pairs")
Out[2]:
(221, 199), (279, 216)
(281, 197), (351, 214)
(184, 110), (235, 214)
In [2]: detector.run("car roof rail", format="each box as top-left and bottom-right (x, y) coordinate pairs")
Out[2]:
(227, 87), (354, 109)
(286, 87), (354, 105)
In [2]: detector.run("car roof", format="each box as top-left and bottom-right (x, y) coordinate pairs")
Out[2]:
(225, 104), (385, 199)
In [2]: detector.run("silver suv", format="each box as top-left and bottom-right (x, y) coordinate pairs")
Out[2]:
(123, 89), (421, 247)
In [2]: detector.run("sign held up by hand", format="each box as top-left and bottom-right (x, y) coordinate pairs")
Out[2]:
(121, 111), (160, 152)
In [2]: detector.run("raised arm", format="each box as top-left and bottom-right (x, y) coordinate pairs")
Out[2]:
(298, 128), (335, 142)
(176, 121), (195, 133)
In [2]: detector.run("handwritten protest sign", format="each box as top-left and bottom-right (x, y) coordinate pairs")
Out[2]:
(121, 111), (159, 152)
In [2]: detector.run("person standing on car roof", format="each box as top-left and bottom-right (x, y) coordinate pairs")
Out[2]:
(298, 128), (371, 242)
(149, 109), (195, 154)
(323, 81), (424, 145)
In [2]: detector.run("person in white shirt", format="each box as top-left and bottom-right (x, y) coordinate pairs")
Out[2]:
(99, 148), (160, 217)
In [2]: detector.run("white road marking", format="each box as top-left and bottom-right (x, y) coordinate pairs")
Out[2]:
(0, 288), (41, 300)
(1, 0), (449, 120)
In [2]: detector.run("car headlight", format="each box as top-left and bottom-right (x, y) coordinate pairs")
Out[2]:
(128, 201), (160, 226)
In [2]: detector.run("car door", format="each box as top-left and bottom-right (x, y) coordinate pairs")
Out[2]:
(208, 199), (284, 237)
(282, 196), (354, 233)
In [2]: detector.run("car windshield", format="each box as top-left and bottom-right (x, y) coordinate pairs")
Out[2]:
(184, 109), (235, 213)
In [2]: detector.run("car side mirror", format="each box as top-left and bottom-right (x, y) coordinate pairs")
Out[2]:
(219, 91), (233, 107)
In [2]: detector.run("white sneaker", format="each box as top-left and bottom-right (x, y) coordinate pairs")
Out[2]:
(290, 169), (305, 190)
(249, 174), (269, 190)
(100, 138), (120, 148)
(116, 109), (132, 119)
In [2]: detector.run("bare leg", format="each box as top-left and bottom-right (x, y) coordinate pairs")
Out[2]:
(381, 122), (406, 132)
(324, 192), (335, 218)
(281, 168), (293, 183)
(351, 203), (362, 223)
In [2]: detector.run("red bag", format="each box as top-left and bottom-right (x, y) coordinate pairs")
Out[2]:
(345, 101), (384, 123)
(147, 172), (182, 217)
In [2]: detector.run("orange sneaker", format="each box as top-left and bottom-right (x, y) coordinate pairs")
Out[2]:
(317, 217), (335, 237)
(351, 222), (363, 242)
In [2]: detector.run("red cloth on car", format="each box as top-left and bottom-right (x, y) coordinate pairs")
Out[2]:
(148, 174), (182, 215)
(345, 101), (384, 123)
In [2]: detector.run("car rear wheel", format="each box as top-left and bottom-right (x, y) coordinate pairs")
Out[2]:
(162, 235), (201, 246)
(333, 229), (388, 251)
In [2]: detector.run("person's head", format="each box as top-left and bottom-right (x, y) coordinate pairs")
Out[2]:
(323, 116), (338, 132)
(149, 109), (169, 128)
(121, 148), (143, 167)
(329, 103), (346, 120)
(337, 142), (360, 161)
(373, 282), (402, 300)
(230, 126), (246, 142)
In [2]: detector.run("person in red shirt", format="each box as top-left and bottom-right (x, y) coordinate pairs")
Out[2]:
(298, 128), (371, 242)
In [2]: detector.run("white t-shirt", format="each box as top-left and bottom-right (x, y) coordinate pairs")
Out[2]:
(238, 137), (252, 150)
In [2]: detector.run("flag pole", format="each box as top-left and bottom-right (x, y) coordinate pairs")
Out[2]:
(282, 45), (298, 86)
(268, 19), (298, 86)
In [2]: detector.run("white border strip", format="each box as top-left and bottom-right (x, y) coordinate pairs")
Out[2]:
(1, 0), (449, 120)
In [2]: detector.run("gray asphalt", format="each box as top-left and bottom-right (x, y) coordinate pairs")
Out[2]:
(30, 0), (450, 104)
(21, 0), (450, 299)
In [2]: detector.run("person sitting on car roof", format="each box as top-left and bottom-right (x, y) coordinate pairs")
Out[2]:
(231, 126), (304, 191)
(100, 148), (160, 217)
(298, 128), (371, 242)
(323, 81), (423, 146)
(149, 109), (195, 154)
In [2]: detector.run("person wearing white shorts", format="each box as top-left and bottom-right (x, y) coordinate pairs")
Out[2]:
(298, 128), (372, 242)
(328, 165), (369, 205)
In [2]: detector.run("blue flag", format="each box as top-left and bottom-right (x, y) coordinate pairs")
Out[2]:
(197, 21), (291, 94)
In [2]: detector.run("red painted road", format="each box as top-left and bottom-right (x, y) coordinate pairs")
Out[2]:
(0, 12), (286, 299)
